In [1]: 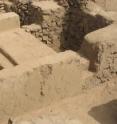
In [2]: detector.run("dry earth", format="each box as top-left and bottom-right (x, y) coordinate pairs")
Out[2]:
(0, 0), (116, 124)
(12, 77), (117, 124)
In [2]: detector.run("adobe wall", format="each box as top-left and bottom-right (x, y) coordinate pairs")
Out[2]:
(23, 1), (65, 51)
(3, 1), (112, 51)
(81, 24), (117, 83)
(0, 28), (56, 66)
(0, 51), (89, 123)
(0, 2), (117, 123)
(0, 12), (92, 123)
(22, 1), (111, 51)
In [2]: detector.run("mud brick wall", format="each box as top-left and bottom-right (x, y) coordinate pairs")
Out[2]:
(23, 3), (66, 51)
(22, 24), (43, 41)
(22, 0), (110, 51)
(0, 1), (6, 14)
(11, 0), (42, 25)
(41, 7), (65, 51)
(95, 42), (117, 82)
(83, 40), (117, 83)
(82, 23), (117, 83)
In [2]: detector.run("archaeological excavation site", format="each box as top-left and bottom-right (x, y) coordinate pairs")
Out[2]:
(0, 0), (117, 124)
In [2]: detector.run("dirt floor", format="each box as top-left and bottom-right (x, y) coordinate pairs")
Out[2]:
(12, 77), (117, 124)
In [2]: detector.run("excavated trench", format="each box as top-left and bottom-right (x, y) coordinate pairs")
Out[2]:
(3, 0), (112, 51)
(12, 0), (112, 51)
(0, 0), (116, 124)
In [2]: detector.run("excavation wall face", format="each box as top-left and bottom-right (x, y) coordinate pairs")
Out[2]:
(61, 7), (110, 51)
(23, 1), (65, 51)
(0, 28), (56, 67)
(82, 24), (117, 82)
(22, 1), (110, 51)
(0, 1), (6, 13)
(0, 1), (117, 123)
(0, 1), (115, 52)
(11, 1), (42, 25)
(0, 51), (89, 123)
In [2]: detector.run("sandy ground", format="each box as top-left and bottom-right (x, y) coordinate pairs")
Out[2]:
(0, 1), (116, 124)
(12, 77), (117, 124)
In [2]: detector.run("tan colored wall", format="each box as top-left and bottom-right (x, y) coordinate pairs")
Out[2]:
(81, 23), (117, 82)
(0, 12), (20, 32)
(0, 28), (56, 66)
(0, 51), (89, 123)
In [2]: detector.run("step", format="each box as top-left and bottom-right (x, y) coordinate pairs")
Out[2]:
(9, 77), (117, 124)
(0, 28), (56, 67)
(0, 51), (90, 123)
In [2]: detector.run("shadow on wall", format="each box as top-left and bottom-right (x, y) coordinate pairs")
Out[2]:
(58, 2), (111, 51)
(88, 100), (117, 124)
(11, 1), (43, 25)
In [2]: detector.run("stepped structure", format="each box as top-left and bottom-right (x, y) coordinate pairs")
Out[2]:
(0, 0), (116, 124)
(0, 11), (91, 123)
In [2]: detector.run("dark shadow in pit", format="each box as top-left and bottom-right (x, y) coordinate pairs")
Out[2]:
(88, 100), (117, 124)
(58, 2), (112, 51)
